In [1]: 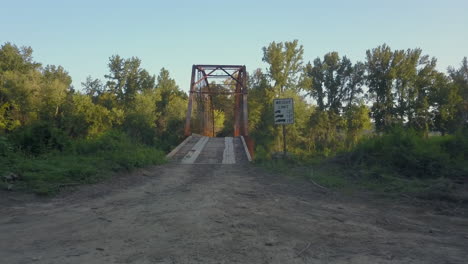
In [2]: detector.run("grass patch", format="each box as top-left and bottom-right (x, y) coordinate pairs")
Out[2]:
(254, 128), (467, 202)
(0, 130), (166, 195)
(256, 158), (463, 202)
(254, 158), (349, 190)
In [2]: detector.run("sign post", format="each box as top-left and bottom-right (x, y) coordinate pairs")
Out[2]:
(273, 98), (294, 157)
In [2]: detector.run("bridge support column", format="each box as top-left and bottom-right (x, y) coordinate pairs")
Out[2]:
(184, 65), (196, 137)
(234, 88), (241, 137)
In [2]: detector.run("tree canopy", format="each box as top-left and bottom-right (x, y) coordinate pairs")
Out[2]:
(1, 40), (466, 159)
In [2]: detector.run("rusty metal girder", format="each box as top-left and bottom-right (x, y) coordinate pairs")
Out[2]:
(184, 64), (249, 138)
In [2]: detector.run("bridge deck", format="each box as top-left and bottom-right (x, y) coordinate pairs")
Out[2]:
(168, 135), (250, 164)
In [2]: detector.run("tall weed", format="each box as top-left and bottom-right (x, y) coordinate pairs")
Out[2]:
(351, 127), (465, 179)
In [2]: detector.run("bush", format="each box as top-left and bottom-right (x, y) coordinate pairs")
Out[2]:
(442, 128), (468, 160)
(154, 118), (185, 152)
(8, 121), (70, 155)
(350, 127), (465, 179)
(108, 146), (165, 170)
(122, 113), (156, 146)
(72, 130), (133, 154)
(0, 136), (12, 156)
(2, 129), (166, 195)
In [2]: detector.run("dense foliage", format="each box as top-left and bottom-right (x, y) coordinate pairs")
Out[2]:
(0, 42), (186, 194)
(1, 40), (466, 198)
(249, 41), (467, 159)
(350, 127), (467, 179)
(248, 40), (466, 200)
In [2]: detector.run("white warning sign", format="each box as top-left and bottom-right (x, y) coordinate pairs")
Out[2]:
(273, 98), (294, 125)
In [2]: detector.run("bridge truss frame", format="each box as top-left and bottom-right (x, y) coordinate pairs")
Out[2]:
(184, 64), (249, 138)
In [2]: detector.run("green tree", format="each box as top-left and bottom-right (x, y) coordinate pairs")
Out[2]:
(302, 52), (365, 113)
(248, 69), (277, 156)
(66, 94), (124, 137)
(123, 90), (159, 144)
(0, 102), (21, 132)
(448, 57), (468, 130)
(430, 72), (461, 134)
(409, 55), (438, 135)
(301, 52), (368, 154)
(104, 55), (156, 106)
(262, 40), (304, 94)
(0, 43), (40, 73)
(307, 110), (343, 155)
(153, 68), (187, 149)
(155, 68), (186, 131)
(249, 67), (312, 156)
(344, 104), (371, 148)
(260, 40), (306, 153)
(365, 44), (397, 131)
(0, 43), (42, 129)
(82, 76), (104, 100)
(39, 65), (72, 120)
(365, 44), (438, 133)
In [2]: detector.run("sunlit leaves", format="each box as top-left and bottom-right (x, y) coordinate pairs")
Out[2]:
(262, 40), (304, 94)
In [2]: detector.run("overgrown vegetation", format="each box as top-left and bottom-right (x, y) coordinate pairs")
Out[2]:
(0, 130), (165, 195)
(1, 39), (467, 200)
(0, 43), (186, 194)
(251, 41), (467, 202)
(350, 128), (467, 179)
(256, 128), (468, 202)
(346, 127), (467, 200)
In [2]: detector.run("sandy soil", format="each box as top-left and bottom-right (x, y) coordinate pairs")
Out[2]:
(1, 163), (467, 264)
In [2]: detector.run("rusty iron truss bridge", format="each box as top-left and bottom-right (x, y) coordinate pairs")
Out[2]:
(169, 64), (254, 163)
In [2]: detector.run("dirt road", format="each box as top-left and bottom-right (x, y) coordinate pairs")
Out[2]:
(1, 163), (467, 264)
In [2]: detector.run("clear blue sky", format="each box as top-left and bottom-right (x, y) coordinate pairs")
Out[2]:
(1, 0), (467, 92)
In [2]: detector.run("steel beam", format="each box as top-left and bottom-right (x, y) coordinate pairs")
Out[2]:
(196, 64), (245, 69)
(185, 64), (249, 139)
(241, 69), (249, 136)
(184, 65), (196, 136)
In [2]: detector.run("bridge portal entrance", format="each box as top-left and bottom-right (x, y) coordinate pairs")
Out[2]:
(184, 65), (249, 138)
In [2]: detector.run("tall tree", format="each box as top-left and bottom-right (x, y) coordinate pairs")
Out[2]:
(430, 72), (461, 134)
(0, 42), (40, 74)
(365, 44), (397, 131)
(261, 40), (307, 153)
(153, 68), (187, 148)
(40, 65), (72, 119)
(302, 52), (369, 152)
(409, 55), (438, 134)
(366, 44), (441, 133)
(82, 76), (104, 99)
(248, 69), (276, 155)
(262, 40), (304, 94)
(302, 52), (365, 113)
(155, 68), (183, 115)
(104, 55), (156, 105)
(0, 43), (42, 129)
(448, 57), (468, 129)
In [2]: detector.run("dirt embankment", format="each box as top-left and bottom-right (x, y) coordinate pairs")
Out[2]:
(1, 164), (467, 264)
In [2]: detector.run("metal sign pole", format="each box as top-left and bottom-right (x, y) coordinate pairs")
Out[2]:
(273, 98), (294, 158)
(283, 124), (287, 157)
